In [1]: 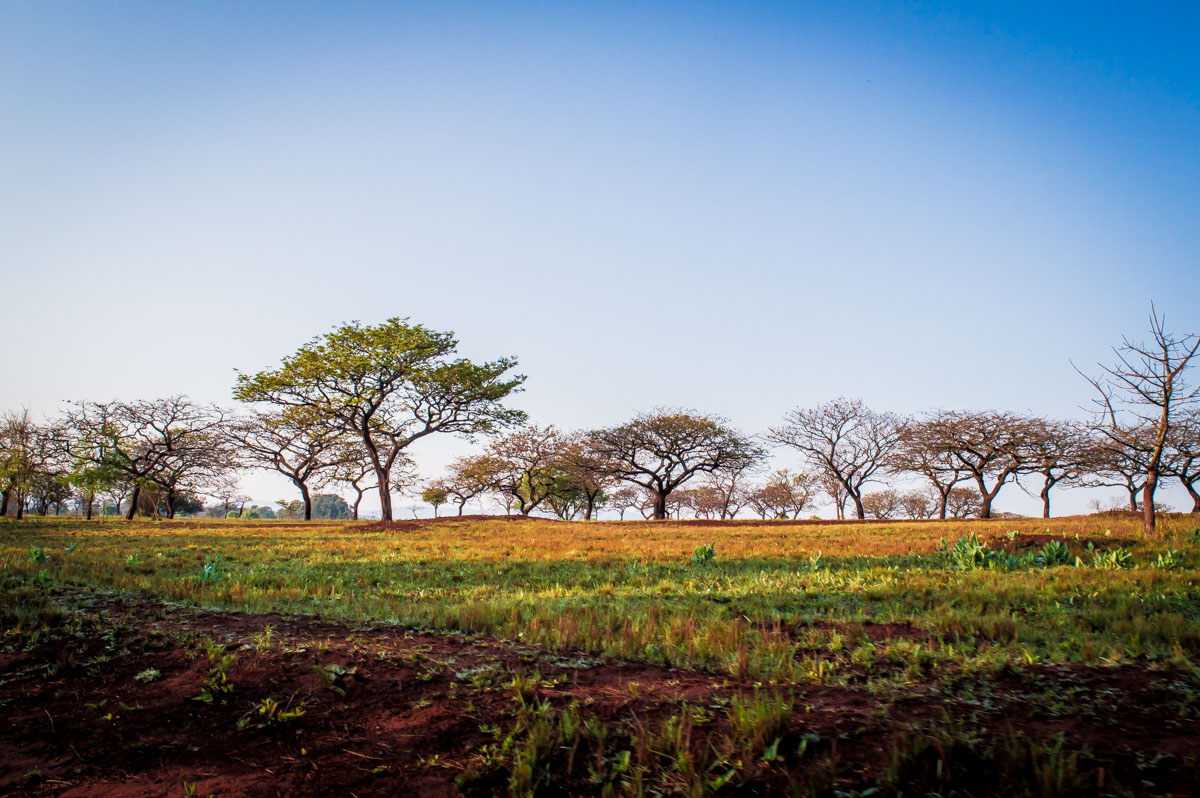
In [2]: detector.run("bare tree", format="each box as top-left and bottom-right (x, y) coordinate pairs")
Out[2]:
(65, 397), (235, 520)
(862, 488), (903, 520)
(608, 485), (646, 521)
(589, 409), (763, 520)
(819, 470), (850, 520)
(1077, 306), (1200, 535)
(768, 398), (905, 520)
(922, 410), (1035, 519)
(899, 489), (937, 519)
(746, 469), (815, 519)
(891, 416), (970, 519)
(227, 409), (344, 521)
(1166, 408), (1200, 513)
(945, 487), (981, 518)
(1021, 419), (1100, 519)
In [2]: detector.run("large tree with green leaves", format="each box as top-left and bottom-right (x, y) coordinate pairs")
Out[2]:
(233, 318), (525, 521)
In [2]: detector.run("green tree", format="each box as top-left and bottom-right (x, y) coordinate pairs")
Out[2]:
(234, 318), (525, 521)
(311, 493), (351, 520)
(421, 485), (449, 517)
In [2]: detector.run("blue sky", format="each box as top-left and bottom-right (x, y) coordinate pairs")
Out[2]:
(2, 1), (1197, 515)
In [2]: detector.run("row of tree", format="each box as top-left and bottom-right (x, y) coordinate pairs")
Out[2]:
(2, 309), (1196, 535)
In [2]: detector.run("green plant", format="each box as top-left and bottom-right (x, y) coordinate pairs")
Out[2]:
(135, 668), (162, 683)
(313, 662), (361, 696)
(1036, 540), (1071, 566)
(28, 546), (49, 564)
(199, 555), (222, 584)
(939, 534), (994, 570)
(1093, 547), (1133, 570)
(191, 641), (237, 704)
(1154, 549), (1186, 570)
(692, 542), (717, 566)
(237, 696), (307, 729)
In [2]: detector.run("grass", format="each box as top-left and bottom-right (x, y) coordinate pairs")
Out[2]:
(2, 514), (1198, 685)
(2, 513), (1199, 796)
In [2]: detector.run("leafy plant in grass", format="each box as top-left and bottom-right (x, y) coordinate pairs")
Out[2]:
(939, 534), (995, 570)
(198, 555), (222, 584)
(1093, 547), (1133, 570)
(28, 546), (49, 564)
(1036, 540), (1071, 567)
(692, 542), (717, 566)
(1154, 550), (1186, 570)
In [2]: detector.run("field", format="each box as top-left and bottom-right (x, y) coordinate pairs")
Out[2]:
(2, 514), (1199, 797)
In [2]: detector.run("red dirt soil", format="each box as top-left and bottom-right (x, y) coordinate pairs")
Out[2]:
(2, 595), (1197, 797)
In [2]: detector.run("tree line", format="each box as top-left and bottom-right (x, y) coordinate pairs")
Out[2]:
(2, 309), (1197, 536)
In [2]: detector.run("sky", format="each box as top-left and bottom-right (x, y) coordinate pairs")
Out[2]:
(1, 1), (1197, 517)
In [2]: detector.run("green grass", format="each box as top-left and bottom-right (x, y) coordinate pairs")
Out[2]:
(2, 515), (1199, 685)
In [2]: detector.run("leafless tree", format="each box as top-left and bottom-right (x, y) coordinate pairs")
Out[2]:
(1166, 407), (1200, 513)
(861, 488), (903, 520)
(227, 409), (344, 521)
(1021, 419), (1101, 518)
(899, 489), (937, 519)
(65, 397), (236, 519)
(745, 469), (815, 519)
(819, 470), (850, 520)
(920, 410), (1035, 519)
(590, 409), (763, 520)
(945, 486), (981, 518)
(608, 485), (645, 520)
(1076, 306), (1200, 535)
(891, 416), (970, 519)
(768, 398), (905, 520)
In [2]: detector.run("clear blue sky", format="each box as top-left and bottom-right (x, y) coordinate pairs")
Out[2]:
(2, 1), (1197, 515)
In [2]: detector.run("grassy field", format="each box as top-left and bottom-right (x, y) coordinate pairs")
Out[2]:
(3, 514), (1200, 796)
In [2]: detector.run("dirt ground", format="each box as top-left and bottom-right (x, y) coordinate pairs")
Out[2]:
(2, 594), (1197, 797)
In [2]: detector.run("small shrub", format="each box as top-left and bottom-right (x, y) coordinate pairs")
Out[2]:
(691, 542), (716, 566)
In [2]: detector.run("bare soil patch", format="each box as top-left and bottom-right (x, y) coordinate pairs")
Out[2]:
(2, 594), (1197, 796)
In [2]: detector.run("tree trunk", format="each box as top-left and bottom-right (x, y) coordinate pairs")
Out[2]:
(849, 493), (865, 520)
(456, 501), (465, 516)
(165, 488), (177, 520)
(1041, 475), (1052, 519)
(126, 485), (140, 520)
(653, 491), (668, 520)
(0, 488), (9, 516)
(937, 488), (948, 520)
(1142, 470), (1158, 536)
(1127, 487), (1139, 511)
(85, 492), (94, 521)
(352, 489), (364, 521)
(298, 481), (313, 521)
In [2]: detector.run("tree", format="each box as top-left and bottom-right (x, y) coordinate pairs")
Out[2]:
(483, 425), (565, 516)
(899, 489), (936, 519)
(746, 469), (815, 519)
(1166, 408), (1200, 513)
(1077, 306), (1200, 535)
(227, 409), (345, 521)
(233, 318), (525, 521)
(1021, 419), (1099, 518)
(312, 493), (352, 520)
(432, 454), (499, 516)
(589, 409), (763, 520)
(554, 433), (617, 521)
(891, 417), (970, 519)
(945, 487), (981, 518)
(768, 398), (905, 520)
(65, 397), (235, 519)
(861, 488), (903, 519)
(922, 410), (1035, 519)
(0, 410), (38, 519)
(608, 485), (646, 521)
(421, 485), (449, 517)
(1092, 434), (1150, 511)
